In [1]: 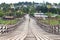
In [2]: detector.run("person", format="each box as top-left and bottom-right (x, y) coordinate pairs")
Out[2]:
(29, 18), (30, 22)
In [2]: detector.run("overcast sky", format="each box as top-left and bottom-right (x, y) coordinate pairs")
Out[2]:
(0, 0), (60, 4)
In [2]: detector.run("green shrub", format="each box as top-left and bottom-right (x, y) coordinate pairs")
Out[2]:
(0, 10), (4, 17)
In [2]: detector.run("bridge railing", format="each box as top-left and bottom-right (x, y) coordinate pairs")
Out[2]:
(35, 17), (60, 35)
(0, 17), (25, 34)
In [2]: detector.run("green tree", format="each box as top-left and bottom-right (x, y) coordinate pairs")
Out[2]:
(47, 5), (52, 25)
(56, 15), (60, 24)
(0, 10), (4, 17)
(0, 3), (10, 12)
(29, 5), (35, 16)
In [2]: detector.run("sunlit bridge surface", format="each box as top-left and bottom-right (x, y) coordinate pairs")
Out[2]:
(0, 14), (60, 40)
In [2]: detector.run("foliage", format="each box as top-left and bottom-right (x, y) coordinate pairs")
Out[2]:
(0, 10), (4, 17)
(0, 19), (18, 25)
(40, 19), (59, 25)
(16, 11), (24, 17)
(45, 12), (53, 16)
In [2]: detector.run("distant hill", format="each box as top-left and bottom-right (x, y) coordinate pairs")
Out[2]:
(14, 2), (39, 6)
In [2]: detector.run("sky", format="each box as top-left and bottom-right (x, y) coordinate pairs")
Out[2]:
(0, 0), (60, 4)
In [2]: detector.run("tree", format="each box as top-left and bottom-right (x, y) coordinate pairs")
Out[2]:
(35, 6), (41, 13)
(49, 8), (57, 13)
(23, 7), (29, 13)
(56, 8), (60, 15)
(29, 5), (36, 16)
(58, 3), (60, 5)
(53, 3), (57, 6)
(46, 2), (52, 5)
(47, 5), (52, 25)
(0, 10), (4, 17)
(0, 3), (10, 12)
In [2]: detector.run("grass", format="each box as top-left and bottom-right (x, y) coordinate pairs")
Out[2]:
(40, 19), (59, 25)
(0, 19), (18, 25)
